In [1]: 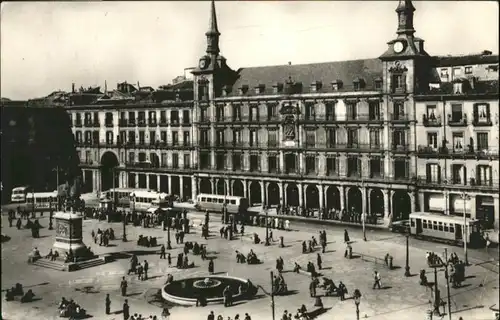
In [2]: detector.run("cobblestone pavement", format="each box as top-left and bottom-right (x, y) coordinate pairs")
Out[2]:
(1, 212), (498, 320)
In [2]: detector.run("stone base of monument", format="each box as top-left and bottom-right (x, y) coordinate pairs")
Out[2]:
(31, 254), (112, 272)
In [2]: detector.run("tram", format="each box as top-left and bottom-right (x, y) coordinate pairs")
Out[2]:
(26, 191), (58, 211)
(409, 212), (486, 248)
(101, 188), (173, 212)
(195, 193), (249, 214)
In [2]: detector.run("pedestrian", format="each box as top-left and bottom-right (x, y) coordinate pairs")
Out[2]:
(120, 276), (128, 296)
(105, 294), (111, 315)
(123, 299), (130, 320)
(373, 271), (381, 289)
(143, 260), (149, 280)
(208, 259), (214, 274)
(160, 245), (166, 259)
(317, 253), (322, 270)
(344, 229), (350, 243)
(207, 311), (215, 320)
(167, 253), (172, 267)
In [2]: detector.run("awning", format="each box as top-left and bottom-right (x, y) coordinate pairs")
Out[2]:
(450, 196), (472, 214)
(428, 194), (445, 211)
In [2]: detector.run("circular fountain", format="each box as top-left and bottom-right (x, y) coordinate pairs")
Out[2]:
(162, 275), (257, 306)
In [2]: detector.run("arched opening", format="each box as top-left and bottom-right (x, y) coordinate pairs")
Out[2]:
(150, 153), (160, 168)
(200, 178), (212, 194)
(182, 177), (192, 201)
(306, 185), (319, 209)
(286, 183), (299, 207)
(148, 174), (157, 191)
(171, 176), (180, 196)
(216, 179), (226, 195)
(100, 152), (119, 192)
(232, 180), (244, 197)
(370, 188), (384, 216)
(326, 186), (340, 210)
(284, 154), (297, 174)
(392, 191), (411, 221)
(267, 182), (280, 206)
(347, 187), (362, 214)
(249, 181), (262, 205)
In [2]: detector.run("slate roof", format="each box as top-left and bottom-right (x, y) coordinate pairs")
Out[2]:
(228, 58), (383, 96)
(433, 54), (499, 67)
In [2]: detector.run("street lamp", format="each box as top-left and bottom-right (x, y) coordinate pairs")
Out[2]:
(361, 182), (367, 242)
(460, 192), (470, 265)
(404, 232), (411, 276)
(353, 289), (362, 320)
(167, 208), (172, 250)
(265, 207), (270, 246)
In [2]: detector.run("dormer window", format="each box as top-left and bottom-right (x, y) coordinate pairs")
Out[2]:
(440, 69), (449, 80)
(331, 80), (343, 91)
(239, 85), (249, 95)
(222, 85), (232, 96)
(453, 82), (463, 94)
(294, 82), (303, 93)
(255, 84), (265, 95)
(273, 83), (283, 94)
(374, 78), (383, 90)
(310, 81), (322, 92)
(465, 66), (473, 74)
(353, 78), (365, 91)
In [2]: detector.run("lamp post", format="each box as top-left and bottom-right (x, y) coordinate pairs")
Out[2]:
(270, 271), (276, 320)
(361, 181), (367, 242)
(460, 192), (470, 265)
(354, 291), (361, 320)
(48, 199), (54, 230)
(167, 209), (172, 250)
(443, 248), (452, 320)
(404, 232), (411, 276)
(265, 207), (270, 246)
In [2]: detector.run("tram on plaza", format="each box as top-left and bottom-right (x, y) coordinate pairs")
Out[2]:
(409, 212), (486, 248)
(194, 193), (256, 223)
(100, 188), (174, 212)
(26, 191), (58, 211)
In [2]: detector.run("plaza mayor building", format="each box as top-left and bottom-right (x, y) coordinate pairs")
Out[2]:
(65, 0), (499, 229)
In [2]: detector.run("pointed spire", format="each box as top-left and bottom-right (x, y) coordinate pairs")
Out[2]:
(396, 0), (415, 35)
(205, 0), (220, 55)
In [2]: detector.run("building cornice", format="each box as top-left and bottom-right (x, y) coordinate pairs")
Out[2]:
(211, 91), (383, 103)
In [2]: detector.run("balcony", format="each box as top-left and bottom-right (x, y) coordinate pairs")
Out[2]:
(388, 113), (410, 122)
(170, 120), (180, 127)
(83, 121), (92, 128)
(128, 120), (136, 127)
(92, 121), (100, 128)
(181, 120), (191, 126)
(390, 144), (411, 152)
(118, 119), (127, 127)
(148, 119), (157, 127)
(74, 122), (83, 128)
(417, 145), (440, 157)
(137, 120), (147, 127)
(422, 114), (441, 127)
(159, 120), (168, 127)
(448, 114), (467, 127)
(473, 117), (493, 127)
(105, 122), (114, 128)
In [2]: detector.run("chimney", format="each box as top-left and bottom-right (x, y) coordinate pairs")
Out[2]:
(72, 83), (75, 93)
(104, 80), (107, 93)
(288, 62), (292, 66)
(137, 81), (140, 91)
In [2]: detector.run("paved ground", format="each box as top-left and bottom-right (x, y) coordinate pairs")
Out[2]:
(1, 209), (499, 320)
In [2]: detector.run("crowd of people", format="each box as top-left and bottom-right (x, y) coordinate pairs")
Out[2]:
(273, 204), (380, 225)
(58, 297), (87, 318)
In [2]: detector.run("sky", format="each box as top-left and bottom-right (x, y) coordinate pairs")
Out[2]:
(1, 1), (498, 100)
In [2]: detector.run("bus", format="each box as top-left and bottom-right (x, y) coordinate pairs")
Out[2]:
(409, 212), (486, 248)
(26, 191), (58, 211)
(195, 194), (249, 215)
(11, 186), (30, 203)
(101, 188), (172, 212)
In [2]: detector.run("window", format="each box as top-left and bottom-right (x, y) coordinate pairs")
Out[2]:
(128, 112), (135, 125)
(183, 110), (190, 124)
(346, 102), (357, 120)
(184, 154), (190, 168)
(232, 153), (242, 170)
(452, 67), (462, 78)
(160, 111), (167, 124)
(423, 219), (428, 229)
(325, 102), (336, 121)
(451, 104), (463, 123)
(138, 111), (146, 125)
(426, 105), (437, 121)
(268, 155), (278, 173)
(474, 103), (490, 124)
(369, 101), (380, 120)
(148, 111), (156, 125)
(305, 131), (316, 147)
(394, 159), (409, 179)
(160, 131), (167, 144)
(249, 130), (258, 147)
(106, 131), (113, 144)
(327, 129), (336, 148)
(216, 130), (224, 146)
(232, 105), (241, 121)
(105, 112), (113, 126)
(449, 224), (454, 233)
(427, 132), (438, 149)
(452, 133), (464, 151)
(128, 131), (135, 144)
(440, 69), (448, 78)
(200, 130), (209, 147)
(391, 74), (405, 92)
(392, 130), (406, 147)
(216, 153), (225, 170)
(326, 157), (337, 176)
(249, 154), (260, 172)
(438, 222), (443, 231)
(232, 129), (242, 146)
(477, 132), (488, 150)
(75, 131), (82, 143)
(267, 103), (277, 120)
(268, 130), (278, 147)
(183, 131), (190, 145)
(347, 156), (361, 177)
(128, 152), (135, 164)
(465, 66), (472, 74)
(444, 223), (449, 232)
(393, 101), (405, 120)
(305, 156), (316, 174)
(347, 129), (358, 147)
(477, 165), (492, 185)
(85, 151), (92, 163)
(426, 163), (440, 183)
(216, 106), (224, 121)
(369, 130), (380, 148)
(452, 164), (466, 184)
(433, 221), (438, 230)
(139, 131), (145, 144)
(171, 111), (179, 124)
(370, 157), (382, 178)
(200, 152), (210, 169)
(150, 131), (156, 145)
(249, 107), (258, 122)
(172, 132), (179, 145)
(172, 154), (179, 169)
(161, 153), (167, 167)
(305, 103), (315, 120)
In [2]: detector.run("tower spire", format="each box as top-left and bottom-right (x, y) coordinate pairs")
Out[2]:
(205, 0), (220, 55)
(396, 0), (415, 35)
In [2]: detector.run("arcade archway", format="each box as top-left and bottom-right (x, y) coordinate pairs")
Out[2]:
(200, 178), (212, 194)
(347, 187), (362, 213)
(326, 186), (340, 210)
(305, 185), (319, 209)
(232, 180), (244, 197)
(249, 181), (262, 205)
(267, 182), (280, 206)
(392, 190), (411, 221)
(286, 183), (299, 207)
(100, 152), (119, 192)
(370, 188), (384, 216)
(216, 179), (226, 195)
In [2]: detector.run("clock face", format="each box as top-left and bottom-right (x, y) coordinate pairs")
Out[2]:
(394, 41), (404, 53)
(199, 59), (207, 69)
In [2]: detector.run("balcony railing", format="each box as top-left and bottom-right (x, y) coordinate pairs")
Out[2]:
(416, 176), (499, 190)
(118, 119), (127, 127)
(92, 121), (100, 128)
(137, 120), (147, 127)
(473, 117), (493, 126)
(74, 122), (83, 128)
(388, 113), (409, 121)
(422, 114), (441, 127)
(159, 120), (168, 127)
(390, 144), (411, 152)
(448, 113), (467, 126)
(105, 122), (114, 128)
(148, 119), (157, 126)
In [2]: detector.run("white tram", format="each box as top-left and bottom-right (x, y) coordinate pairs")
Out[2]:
(194, 193), (249, 215)
(101, 188), (173, 212)
(409, 212), (485, 248)
(26, 191), (58, 210)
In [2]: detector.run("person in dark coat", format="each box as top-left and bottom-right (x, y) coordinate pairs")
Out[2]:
(122, 299), (129, 320)
(344, 229), (350, 243)
(317, 253), (323, 270)
(120, 277), (127, 296)
(208, 259), (214, 274)
(105, 294), (111, 314)
(160, 245), (166, 259)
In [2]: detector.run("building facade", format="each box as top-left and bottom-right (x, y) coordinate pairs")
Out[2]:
(66, 0), (499, 229)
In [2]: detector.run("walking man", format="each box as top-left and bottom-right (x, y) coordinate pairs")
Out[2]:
(105, 294), (111, 315)
(373, 271), (382, 289)
(120, 276), (128, 296)
(143, 260), (149, 280)
(160, 245), (166, 259)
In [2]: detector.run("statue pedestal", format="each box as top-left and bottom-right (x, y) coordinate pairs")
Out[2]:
(53, 211), (87, 258)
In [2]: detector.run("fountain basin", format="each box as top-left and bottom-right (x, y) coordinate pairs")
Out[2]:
(162, 275), (256, 306)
